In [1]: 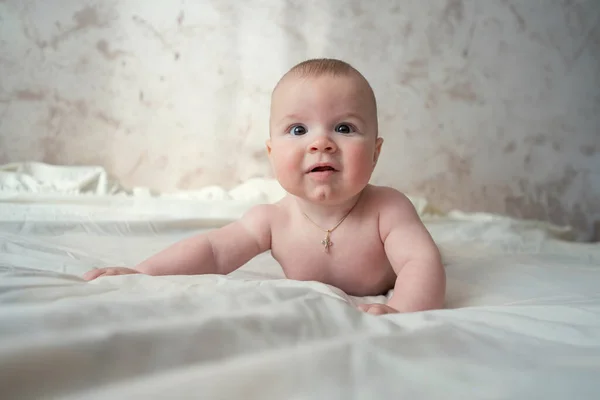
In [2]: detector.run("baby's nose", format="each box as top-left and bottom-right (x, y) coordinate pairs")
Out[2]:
(308, 135), (337, 153)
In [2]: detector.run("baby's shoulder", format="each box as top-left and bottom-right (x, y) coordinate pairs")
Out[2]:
(365, 185), (414, 211)
(366, 185), (425, 237)
(241, 203), (279, 224)
(241, 198), (291, 227)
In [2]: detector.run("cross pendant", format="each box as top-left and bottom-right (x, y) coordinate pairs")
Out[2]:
(321, 231), (332, 252)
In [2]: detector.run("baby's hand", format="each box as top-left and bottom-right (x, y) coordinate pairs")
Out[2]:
(83, 267), (140, 281)
(358, 303), (399, 315)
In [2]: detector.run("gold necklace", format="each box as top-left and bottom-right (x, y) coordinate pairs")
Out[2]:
(300, 192), (362, 253)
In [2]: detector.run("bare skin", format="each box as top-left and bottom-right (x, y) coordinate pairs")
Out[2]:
(83, 71), (446, 315)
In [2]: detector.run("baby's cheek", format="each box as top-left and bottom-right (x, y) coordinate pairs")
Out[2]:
(346, 144), (375, 174)
(279, 152), (297, 171)
(274, 152), (301, 177)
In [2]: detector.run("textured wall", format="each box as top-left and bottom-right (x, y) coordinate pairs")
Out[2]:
(0, 0), (599, 240)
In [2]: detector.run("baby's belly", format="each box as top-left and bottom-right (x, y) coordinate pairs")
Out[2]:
(275, 251), (396, 297)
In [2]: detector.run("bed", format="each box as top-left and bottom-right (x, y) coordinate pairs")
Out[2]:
(1, 162), (599, 399)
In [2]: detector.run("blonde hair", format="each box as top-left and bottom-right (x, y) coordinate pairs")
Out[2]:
(288, 58), (359, 77)
(273, 58), (378, 118)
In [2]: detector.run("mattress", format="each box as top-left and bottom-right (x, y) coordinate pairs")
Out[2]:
(1, 162), (599, 399)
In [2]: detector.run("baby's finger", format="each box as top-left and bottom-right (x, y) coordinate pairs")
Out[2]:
(82, 269), (105, 281)
(366, 306), (388, 315)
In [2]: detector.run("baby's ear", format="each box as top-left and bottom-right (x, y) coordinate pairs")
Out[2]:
(373, 137), (383, 166)
(266, 139), (272, 156)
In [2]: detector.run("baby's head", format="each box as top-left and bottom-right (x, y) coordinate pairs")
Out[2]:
(266, 58), (383, 204)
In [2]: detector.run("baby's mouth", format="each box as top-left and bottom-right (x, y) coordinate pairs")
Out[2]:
(310, 166), (336, 173)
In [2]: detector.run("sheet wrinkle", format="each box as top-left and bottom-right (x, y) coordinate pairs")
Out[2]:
(62, 338), (367, 400)
(73, 312), (452, 391)
(59, 317), (599, 400)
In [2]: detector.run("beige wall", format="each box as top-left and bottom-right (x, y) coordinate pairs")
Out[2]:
(0, 0), (599, 240)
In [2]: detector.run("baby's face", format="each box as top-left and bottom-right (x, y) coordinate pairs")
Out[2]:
(267, 74), (382, 204)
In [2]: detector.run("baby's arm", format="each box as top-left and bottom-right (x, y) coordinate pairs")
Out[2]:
(83, 205), (272, 280)
(368, 189), (445, 314)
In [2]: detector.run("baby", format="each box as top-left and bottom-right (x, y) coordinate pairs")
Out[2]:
(84, 58), (446, 315)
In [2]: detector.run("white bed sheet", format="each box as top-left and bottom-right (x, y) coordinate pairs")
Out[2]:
(1, 163), (599, 399)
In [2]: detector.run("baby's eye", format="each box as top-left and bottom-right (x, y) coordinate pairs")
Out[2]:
(288, 125), (307, 136)
(335, 124), (354, 134)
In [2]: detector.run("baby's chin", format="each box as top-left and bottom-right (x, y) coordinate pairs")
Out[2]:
(307, 188), (334, 203)
(296, 184), (358, 205)
(276, 175), (364, 205)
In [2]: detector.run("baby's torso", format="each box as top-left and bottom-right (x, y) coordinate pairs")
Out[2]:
(269, 199), (396, 296)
